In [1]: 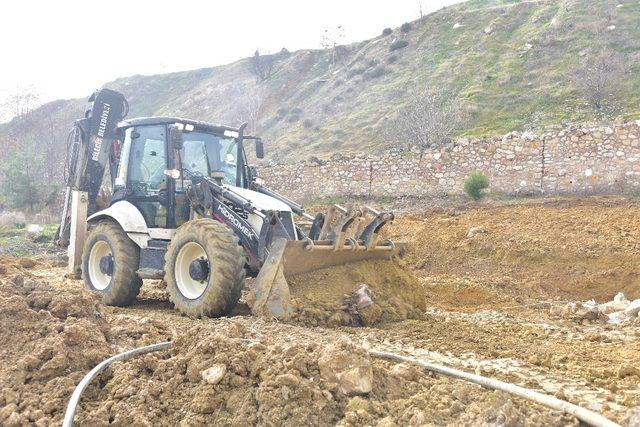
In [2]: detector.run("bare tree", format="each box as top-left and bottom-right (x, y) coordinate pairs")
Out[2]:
(320, 26), (346, 66)
(1, 85), (40, 121)
(222, 84), (264, 133)
(383, 86), (464, 157)
(573, 49), (626, 111)
(250, 50), (276, 82)
(235, 88), (264, 133)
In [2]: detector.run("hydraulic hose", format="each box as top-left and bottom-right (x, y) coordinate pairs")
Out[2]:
(62, 341), (172, 427)
(369, 350), (620, 427)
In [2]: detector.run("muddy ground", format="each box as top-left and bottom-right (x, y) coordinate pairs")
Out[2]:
(1, 196), (639, 426)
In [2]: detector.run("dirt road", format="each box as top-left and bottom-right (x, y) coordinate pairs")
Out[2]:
(1, 197), (639, 426)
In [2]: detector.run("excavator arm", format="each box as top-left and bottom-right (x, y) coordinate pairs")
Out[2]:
(56, 89), (128, 274)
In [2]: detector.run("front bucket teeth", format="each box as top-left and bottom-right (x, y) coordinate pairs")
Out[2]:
(248, 204), (399, 321)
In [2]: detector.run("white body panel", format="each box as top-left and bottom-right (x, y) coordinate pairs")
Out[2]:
(229, 186), (292, 213)
(87, 200), (150, 248)
(88, 200), (149, 233)
(87, 188), (294, 247)
(226, 186), (294, 237)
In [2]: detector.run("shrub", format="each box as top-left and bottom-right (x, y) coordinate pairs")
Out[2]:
(463, 171), (490, 201)
(275, 108), (288, 120)
(389, 40), (409, 51)
(387, 54), (399, 64)
(363, 66), (387, 80)
(382, 27), (393, 36)
(400, 22), (412, 33)
(347, 66), (366, 78)
(0, 138), (58, 212)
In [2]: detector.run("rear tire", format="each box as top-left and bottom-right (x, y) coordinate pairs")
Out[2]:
(164, 218), (246, 317)
(82, 220), (142, 306)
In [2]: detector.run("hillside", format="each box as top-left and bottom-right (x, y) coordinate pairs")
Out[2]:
(2, 0), (639, 164)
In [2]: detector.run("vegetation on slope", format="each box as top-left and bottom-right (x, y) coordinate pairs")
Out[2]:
(2, 0), (639, 166)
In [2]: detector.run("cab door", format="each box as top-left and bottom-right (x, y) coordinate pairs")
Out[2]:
(124, 125), (168, 228)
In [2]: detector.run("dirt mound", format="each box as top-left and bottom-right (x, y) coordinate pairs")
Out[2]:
(75, 324), (571, 426)
(0, 255), (40, 276)
(390, 198), (640, 308)
(78, 326), (355, 425)
(0, 274), (110, 425)
(286, 260), (427, 326)
(0, 265), (171, 426)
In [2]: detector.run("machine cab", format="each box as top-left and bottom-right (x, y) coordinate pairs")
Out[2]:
(113, 118), (249, 229)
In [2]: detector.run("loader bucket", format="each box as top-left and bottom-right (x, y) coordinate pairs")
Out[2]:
(249, 237), (401, 320)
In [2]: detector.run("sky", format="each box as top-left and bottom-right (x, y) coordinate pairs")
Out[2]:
(0, 0), (463, 120)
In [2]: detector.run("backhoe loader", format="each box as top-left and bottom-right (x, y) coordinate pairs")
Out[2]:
(56, 88), (398, 319)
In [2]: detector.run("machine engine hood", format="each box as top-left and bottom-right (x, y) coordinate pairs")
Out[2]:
(228, 186), (292, 213)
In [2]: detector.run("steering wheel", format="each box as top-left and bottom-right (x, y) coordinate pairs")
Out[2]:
(129, 181), (148, 195)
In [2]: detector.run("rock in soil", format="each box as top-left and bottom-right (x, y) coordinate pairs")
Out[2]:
(201, 364), (227, 385)
(318, 342), (373, 396)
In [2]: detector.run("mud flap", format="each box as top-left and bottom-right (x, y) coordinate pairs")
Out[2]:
(250, 238), (293, 319)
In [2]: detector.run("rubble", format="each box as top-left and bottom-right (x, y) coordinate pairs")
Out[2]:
(318, 343), (373, 396)
(551, 293), (640, 324)
(467, 226), (487, 237)
(201, 364), (227, 385)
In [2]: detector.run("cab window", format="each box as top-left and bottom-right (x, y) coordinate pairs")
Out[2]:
(128, 125), (166, 192)
(179, 132), (238, 186)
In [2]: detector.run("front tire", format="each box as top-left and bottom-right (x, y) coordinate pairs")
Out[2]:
(82, 220), (142, 306)
(164, 218), (246, 317)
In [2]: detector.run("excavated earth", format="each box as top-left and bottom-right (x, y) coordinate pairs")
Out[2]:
(1, 196), (640, 426)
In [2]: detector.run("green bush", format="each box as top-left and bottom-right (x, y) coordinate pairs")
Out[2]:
(0, 139), (58, 211)
(389, 40), (409, 51)
(463, 171), (490, 201)
(400, 22), (412, 33)
(382, 27), (393, 36)
(363, 66), (387, 80)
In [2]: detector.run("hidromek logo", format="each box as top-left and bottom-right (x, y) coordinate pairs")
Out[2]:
(218, 205), (254, 239)
(91, 103), (111, 161)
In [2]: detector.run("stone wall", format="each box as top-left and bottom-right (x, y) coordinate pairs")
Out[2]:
(258, 121), (640, 201)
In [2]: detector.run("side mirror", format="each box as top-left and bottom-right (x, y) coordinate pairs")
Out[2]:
(168, 125), (183, 150)
(255, 138), (264, 159)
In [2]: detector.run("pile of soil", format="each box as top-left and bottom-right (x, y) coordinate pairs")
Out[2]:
(76, 323), (572, 426)
(390, 197), (640, 308)
(0, 255), (40, 276)
(0, 265), (170, 426)
(287, 260), (427, 326)
(0, 273), (110, 425)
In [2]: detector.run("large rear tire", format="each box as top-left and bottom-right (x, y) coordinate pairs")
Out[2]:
(82, 220), (142, 306)
(164, 218), (246, 317)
